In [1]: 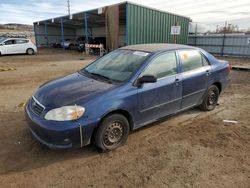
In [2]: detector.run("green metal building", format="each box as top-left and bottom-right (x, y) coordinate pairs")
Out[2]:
(34, 1), (190, 50)
(126, 3), (190, 45)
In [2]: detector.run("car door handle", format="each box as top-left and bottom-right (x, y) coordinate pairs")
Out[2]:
(206, 70), (211, 76)
(175, 78), (181, 84)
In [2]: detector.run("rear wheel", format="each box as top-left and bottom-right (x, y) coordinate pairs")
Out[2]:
(69, 44), (74, 50)
(26, 48), (34, 55)
(199, 85), (219, 111)
(94, 114), (129, 151)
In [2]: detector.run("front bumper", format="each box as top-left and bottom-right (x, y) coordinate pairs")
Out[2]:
(29, 127), (72, 149)
(25, 101), (97, 150)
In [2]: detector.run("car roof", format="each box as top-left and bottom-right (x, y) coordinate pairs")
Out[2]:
(120, 43), (197, 53)
(3, 38), (29, 40)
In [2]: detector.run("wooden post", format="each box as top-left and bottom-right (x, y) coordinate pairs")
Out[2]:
(173, 20), (179, 44)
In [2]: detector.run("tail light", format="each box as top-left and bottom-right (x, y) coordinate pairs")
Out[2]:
(31, 38), (36, 45)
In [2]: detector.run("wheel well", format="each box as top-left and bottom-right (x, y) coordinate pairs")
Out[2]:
(102, 110), (134, 131)
(212, 82), (222, 93)
(26, 48), (34, 52)
(90, 110), (134, 144)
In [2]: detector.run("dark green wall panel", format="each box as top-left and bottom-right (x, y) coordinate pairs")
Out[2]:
(126, 3), (189, 45)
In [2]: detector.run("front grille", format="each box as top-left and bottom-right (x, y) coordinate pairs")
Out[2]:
(30, 96), (45, 115)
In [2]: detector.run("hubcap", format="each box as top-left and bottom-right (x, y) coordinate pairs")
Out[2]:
(207, 90), (217, 105)
(28, 49), (33, 54)
(103, 122), (123, 146)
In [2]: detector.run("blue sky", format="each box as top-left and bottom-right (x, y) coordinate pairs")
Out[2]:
(0, 0), (250, 30)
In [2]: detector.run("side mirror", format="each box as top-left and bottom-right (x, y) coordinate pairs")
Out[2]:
(137, 75), (157, 85)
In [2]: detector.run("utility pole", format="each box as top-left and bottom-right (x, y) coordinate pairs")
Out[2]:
(221, 21), (227, 56)
(194, 23), (197, 46)
(67, 0), (71, 16)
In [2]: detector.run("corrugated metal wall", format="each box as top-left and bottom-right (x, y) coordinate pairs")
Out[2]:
(126, 3), (189, 45)
(188, 35), (250, 57)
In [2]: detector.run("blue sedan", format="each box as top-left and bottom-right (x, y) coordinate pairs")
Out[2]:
(25, 44), (230, 151)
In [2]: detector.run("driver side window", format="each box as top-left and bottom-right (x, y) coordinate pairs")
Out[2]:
(141, 52), (177, 79)
(4, 40), (15, 45)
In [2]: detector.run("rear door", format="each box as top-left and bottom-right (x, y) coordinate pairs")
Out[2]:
(15, 39), (29, 53)
(137, 51), (182, 125)
(178, 50), (211, 109)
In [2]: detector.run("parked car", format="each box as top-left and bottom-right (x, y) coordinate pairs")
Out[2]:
(61, 37), (86, 50)
(60, 39), (75, 50)
(51, 42), (61, 48)
(25, 44), (230, 151)
(0, 38), (37, 55)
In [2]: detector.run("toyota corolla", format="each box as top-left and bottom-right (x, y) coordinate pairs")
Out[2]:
(25, 44), (230, 151)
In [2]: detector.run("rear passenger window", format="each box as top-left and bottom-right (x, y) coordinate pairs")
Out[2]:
(16, 39), (28, 44)
(179, 50), (203, 72)
(142, 52), (177, 79)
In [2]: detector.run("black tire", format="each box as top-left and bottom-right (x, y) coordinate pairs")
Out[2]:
(199, 85), (219, 111)
(94, 114), (130, 151)
(27, 48), (34, 55)
(69, 44), (74, 50)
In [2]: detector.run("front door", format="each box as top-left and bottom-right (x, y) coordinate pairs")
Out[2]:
(2, 39), (16, 54)
(137, 51), (182, 126)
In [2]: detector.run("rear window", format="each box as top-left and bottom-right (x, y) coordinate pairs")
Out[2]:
(179, 50), (203, 72)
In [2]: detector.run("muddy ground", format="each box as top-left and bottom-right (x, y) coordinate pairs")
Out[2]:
(0, 48), (249, 188)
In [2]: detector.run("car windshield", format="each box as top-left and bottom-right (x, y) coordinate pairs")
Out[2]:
(83, 50), (150, 82)
(0, 37), (6, 43)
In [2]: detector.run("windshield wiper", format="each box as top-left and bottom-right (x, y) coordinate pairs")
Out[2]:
(81, 69), (91, 76)
(81, 69), (120, 84)
(90, 73), (114, 82)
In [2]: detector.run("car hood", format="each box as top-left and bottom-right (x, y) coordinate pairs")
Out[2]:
(34, 72), (115, 109)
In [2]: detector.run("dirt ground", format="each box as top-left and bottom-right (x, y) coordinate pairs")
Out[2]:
(0, 48), (249, 188)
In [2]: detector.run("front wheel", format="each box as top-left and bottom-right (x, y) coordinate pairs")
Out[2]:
(26, 48), (34, 55)
(199, 85), (219, 111)
(69, 44), (74, 50)
(94, 114), (130, 151)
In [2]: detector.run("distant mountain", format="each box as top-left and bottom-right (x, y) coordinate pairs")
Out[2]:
(0, 23), (33, 31)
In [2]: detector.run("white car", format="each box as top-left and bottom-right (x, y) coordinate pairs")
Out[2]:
(0, 38), (37, 55)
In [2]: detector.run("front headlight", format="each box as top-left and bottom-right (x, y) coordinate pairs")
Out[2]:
(44, 105), (85, 121)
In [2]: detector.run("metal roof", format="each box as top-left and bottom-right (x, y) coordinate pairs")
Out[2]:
(126, 1), (190, 20)
(120, 43), (195, 52)
(34, 1), (190, 24)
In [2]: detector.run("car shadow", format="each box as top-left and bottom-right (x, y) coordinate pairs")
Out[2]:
(0, 107), (202, 175)
(0, 111), (100, 175)
(0, 53), (34, 57)
(0, 133), (100, 175)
